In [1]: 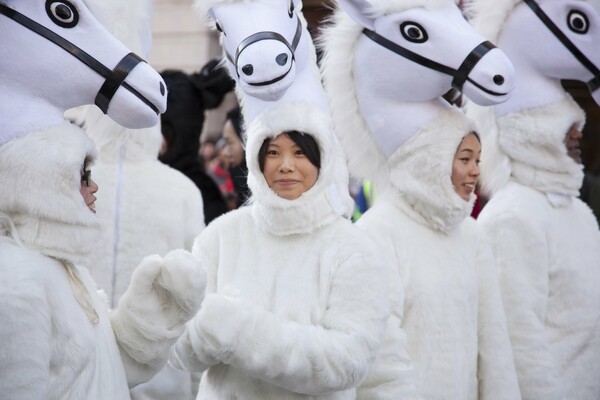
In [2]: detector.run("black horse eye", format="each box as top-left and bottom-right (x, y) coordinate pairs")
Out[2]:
(215, 20), (225, 34)
(288, 0), (294, 18)
(567, 10), (589, 34)
(45, 0), (79, 28)
(400, 21), (428, 43)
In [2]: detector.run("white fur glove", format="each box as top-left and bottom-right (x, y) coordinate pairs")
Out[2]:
(111, 249), (206, 384)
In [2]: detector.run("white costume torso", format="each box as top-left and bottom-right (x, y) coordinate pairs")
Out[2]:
(477, 98), (600, 400)
(171, 104), (389, 400)
(356, 110), (521, 400)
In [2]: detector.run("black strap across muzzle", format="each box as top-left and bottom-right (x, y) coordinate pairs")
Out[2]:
(524, 0), (600, 93)
(362, 28), (503, 104)
(225, 15), (302, 84)
(0, 4), (159, 115)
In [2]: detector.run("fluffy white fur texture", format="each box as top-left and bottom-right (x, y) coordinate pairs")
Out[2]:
(387, 107), (477, 233)
(462, 0), (520, 42)
(0, 241), (132, 399)
(319, 9), (390, 189)
(170, 203), (391, 398)
(245, 101), (355, 235)
(467, 96), (584, 196)
(0, 123), (100, 265)
(83, 0), (154, 57)
(346, 0), (458, 16)
(193, 0), (304, 27)
(356, 200), (521, 399)
(111, 249), (206, 386)
(477, 180), (600, 399)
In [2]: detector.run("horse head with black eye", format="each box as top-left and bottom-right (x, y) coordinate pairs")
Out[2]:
(0, 0), (167, 145)
(197, 0), (330, 121)
(465, 0), (600, 116)
(319, 0), (516, 191)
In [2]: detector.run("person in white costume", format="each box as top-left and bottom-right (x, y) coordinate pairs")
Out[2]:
(319, 0), (521, 398)
(0, 125), (206, 400)
(169, 102), (392, 400)
(463, 0), (600, 398)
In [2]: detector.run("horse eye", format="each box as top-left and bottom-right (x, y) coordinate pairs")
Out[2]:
(215, 20), (226, 35)
(45, 0), (79, 28)
(567, 10), (589, 34)
(400, 21), (428, 43)
(288, 0), (294, 18)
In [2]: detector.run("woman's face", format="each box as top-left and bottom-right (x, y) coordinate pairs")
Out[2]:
(80, 166), (98, 214)
(564, 124), (583, 164)
(262, 133), (319, 200)
(451, 132), (481, 201)
(222, 120), (245, 168)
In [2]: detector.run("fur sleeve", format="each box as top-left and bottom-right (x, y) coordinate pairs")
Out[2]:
(475, 229), (522, 400)
(187, 250), (389, 394)
(480, 213), (565, 400)
(0, 278), (51, 399)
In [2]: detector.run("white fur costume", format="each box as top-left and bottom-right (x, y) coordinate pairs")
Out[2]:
(320, 1), (521, 398)
(0, 125), (206, 399)
(170, 102), (391, 399)
(464, 0), (600, 398)
(473, 99), (600, 399)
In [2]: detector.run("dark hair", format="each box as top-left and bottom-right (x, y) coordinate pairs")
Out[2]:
(225, 107), (244, 141)
(258, 131), (321, 172)
(470, 131), (481, 143)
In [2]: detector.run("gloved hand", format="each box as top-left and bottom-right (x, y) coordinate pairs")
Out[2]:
(111, 249), (206, 368)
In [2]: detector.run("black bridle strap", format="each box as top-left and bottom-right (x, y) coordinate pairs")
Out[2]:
(225, 15), (303, 74)
(452, 41), (496, 91)
(0, 4), (159, 114)
(362, 28), (498, 94)
(524, 0), (600, 93)
(95, 53), (143, 113)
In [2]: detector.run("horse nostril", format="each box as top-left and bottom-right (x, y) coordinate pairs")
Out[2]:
(160, 81), (165, 96)
(276, 53), (288, 66)
(242, 64), (254, 76)
(493, 75), (505, 86)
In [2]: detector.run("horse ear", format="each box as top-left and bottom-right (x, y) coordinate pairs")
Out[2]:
(337, 0), (377, 30)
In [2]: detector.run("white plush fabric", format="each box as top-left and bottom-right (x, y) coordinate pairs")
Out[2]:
(352, 110), (520, 400)
(476, 100), (600, 400)
(169, 97), (389, 399)
(0, 125), (206, 399)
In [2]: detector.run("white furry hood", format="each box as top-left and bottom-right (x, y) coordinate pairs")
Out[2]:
(387, 107), (477, 233)
(0, 122), (100, 265)
(468, 96), (585, 198)
(245, 102), (355, 236)
(498, 97), (585, 197)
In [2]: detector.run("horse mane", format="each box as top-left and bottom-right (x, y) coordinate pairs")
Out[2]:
(83, 0), (154, 56)
(319, 8), (391, 189)
(462, 0), (520, 43)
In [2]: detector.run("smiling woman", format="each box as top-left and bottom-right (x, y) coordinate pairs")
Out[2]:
(258, 131), (320, 200)
(451, 132), (481, 201)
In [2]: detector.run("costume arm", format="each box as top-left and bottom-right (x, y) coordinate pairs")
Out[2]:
(481, 214), (565, 400)
(0, 281), (51, 399)
(110, 249), (206, 387)
(180, 250), (389, 395)
(475, 230), (522, 400)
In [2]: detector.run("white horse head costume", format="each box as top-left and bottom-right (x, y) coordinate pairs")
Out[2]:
(0, 0), (167, 146)
(196, 0), (356, 229)
(320, 0), (516, 193)
(464, 0), (600, 195)
(196, 0), (329, 123)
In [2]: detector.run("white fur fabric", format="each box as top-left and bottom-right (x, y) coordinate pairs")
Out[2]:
(170, 205), (391, 399)
(319, 8), (390, 189)
(477, 180), (600, 399)
(467, 96), (585, 196)
(356, 200), (521, 400)
(245, 102), (355, 236)
(0, 123), (100, 265)
(462, 0), (520, 43)
(387, 107), (476, 233)
(0, 233), (131, 399)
